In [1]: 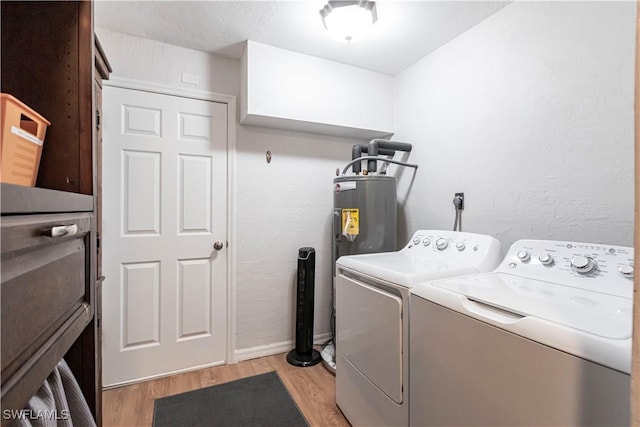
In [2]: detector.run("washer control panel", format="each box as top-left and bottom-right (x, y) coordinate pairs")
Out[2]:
(497, 239), (634, 298)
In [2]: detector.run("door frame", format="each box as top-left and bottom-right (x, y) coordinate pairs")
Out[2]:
(102, 76), (237, 365)
(633, 1), (639, 421)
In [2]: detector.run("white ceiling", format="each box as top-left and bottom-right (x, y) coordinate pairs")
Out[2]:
(95, 1), (510, 76)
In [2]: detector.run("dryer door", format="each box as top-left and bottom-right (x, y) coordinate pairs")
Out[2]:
(336, 273), (403, 403)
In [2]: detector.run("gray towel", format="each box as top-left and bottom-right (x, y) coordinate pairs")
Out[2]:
(11, 359), (96, 427)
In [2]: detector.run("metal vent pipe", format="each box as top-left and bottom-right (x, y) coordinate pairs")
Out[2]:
(367, 139), (412, 172)
(351, 144), (396, 174)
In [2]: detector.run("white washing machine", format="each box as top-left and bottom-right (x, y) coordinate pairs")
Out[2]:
(410, 239), (633, 427)
(335, 230), (502, 427)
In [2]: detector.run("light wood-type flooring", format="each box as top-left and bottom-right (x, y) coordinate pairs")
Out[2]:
(102, 352), (350, 427)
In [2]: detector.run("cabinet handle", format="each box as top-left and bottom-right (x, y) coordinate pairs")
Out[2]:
(49, 224), (79, 238)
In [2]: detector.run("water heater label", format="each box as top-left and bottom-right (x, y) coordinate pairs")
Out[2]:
(335, 181), (356, 194)
(342, 209), (360, 239)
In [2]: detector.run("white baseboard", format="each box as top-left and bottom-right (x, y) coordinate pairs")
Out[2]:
(233, 332), (332, 363)
(103, 359), (227, 389)
(103, 333), (334, 389)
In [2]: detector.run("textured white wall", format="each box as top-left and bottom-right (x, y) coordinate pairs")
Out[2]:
(233, 126), (362, 350)
(394, 1), (636, 251)
(95, 29), (239, 95)
(96, 29), (362, 356)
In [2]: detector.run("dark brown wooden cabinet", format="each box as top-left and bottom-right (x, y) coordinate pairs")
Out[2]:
(1, 1), (109, 425)
(1, 1), (94, 195)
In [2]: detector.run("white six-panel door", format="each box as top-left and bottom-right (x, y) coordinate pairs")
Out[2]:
(102, 86), (228, 386)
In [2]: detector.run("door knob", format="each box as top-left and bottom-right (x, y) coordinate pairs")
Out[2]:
(213, 240), (224, 251)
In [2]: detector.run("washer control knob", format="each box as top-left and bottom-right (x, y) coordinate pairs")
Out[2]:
(619, 265), (634, 278)
(422, 238), (431, 247)
(516, 250), (530, 262)
(413, 237), (421, 245)
(538, 253), (554, 266)
(455, 241), (466, 251)
(436, 238), (449, 250)
(571, 256), (597, 274)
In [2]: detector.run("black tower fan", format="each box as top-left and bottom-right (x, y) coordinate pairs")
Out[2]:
(287, 247), (321, 367)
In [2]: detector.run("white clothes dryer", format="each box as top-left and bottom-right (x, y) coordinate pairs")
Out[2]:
(335, 230), (502, 427)
(410, 239), (633, 427)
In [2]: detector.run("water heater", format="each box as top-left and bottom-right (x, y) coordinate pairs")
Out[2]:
(332, 175), (397, 272)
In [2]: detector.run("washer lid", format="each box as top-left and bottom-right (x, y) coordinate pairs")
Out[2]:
(336, 252), (479, 287)
(429, 272), (632, 340)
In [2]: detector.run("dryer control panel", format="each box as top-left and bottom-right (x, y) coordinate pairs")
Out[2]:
(402, 230), (502, 272)
(404, 230), (496, 253)
(337, 230), (502, 287)
(497, 239), (634, 298)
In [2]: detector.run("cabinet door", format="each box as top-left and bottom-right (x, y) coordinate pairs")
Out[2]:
(96, 76), (104, 279)
(1, 213), (93, 411)
(93, 44), (110, 422)
(94, 78), (104, 424)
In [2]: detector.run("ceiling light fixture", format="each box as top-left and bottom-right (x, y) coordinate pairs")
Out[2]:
(319, 1), (377, 44)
